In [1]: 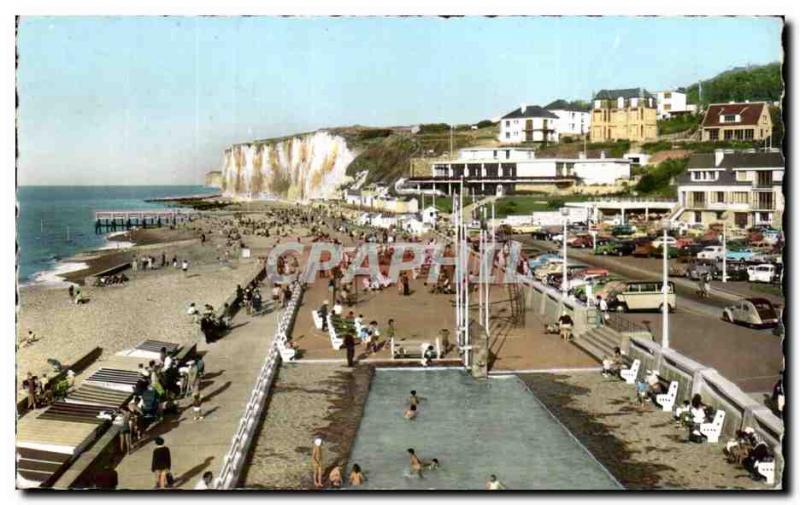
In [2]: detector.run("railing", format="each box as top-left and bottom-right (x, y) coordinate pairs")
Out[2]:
(605, 312), (652, 335)
(214, 282), (304, 489)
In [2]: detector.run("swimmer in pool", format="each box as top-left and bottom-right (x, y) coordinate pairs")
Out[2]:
(426, 458), (440, 470)
(486, 474), (506, 490)
(407, 448), (424, 478)
(408, 390), (422, 406)
(404, 404), (417, 420)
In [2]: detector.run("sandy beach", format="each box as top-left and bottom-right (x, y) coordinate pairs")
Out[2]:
(242, 363), (373, 489)
(519, 372), (772, 490)
(16, 213), (269, 396)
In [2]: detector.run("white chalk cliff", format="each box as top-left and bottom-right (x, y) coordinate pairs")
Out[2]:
(220, 131), (355, 201)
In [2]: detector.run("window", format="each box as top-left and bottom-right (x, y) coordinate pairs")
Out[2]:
(505, 132), (510, 139)
(733, 192), (749, 204)
(744, 129), (754, 140)
(708, 128), (719, 141)
(757, 171), (773, 186)
(505, 150), (510, 160)
(664, 92), (672, 99)
(665, 103), (671, 111)
(736, 171), (748, 182)
(722, 114), (737, 123)
(724, 130), (734, 140)
(735, 129), (744, 140)
(694, 211), (702, 223)
(716, 191), (725, 203)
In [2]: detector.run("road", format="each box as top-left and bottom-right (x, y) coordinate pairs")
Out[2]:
(516, 236), (784, 394)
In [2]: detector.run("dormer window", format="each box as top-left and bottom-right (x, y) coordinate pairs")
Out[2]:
(721, 114), (738, 123)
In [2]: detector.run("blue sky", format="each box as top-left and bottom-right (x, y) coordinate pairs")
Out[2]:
(17, 16), (783, 185)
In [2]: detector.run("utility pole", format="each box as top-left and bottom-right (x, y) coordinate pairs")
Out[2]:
(722, 223), (728, 283)
(661, 220), (670, 349)
(561, 208), (569, 300)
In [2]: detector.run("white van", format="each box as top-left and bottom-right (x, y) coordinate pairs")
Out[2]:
(747, 264), (777, 283)
(697, 246), (724, 261)
(610, 281), (676, 312)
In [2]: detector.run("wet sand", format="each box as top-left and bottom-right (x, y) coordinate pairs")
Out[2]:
(242, 364), (373, 489)
(519, 372), (774, 490)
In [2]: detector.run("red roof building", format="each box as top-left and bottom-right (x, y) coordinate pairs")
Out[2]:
(700, 102), (773, 142)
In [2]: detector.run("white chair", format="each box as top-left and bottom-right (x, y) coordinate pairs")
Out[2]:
(620, 359), (641, 385)
(311, 310), (324, 330)
(700, 410), (726, 443)
(278, 342), (297, 361)
(756, 460), (776, 485)
(656, 381), (679, 412)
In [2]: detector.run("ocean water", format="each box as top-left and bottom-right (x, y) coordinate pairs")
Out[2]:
(16, 186), (218, 284)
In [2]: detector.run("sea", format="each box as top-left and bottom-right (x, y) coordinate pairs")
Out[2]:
(16, 186), (220, 285)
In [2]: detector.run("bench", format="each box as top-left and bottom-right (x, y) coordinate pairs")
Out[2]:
(655, 381), (679, 412)
(756, 460), (776, 485)
(700, 410), (726, 443)
(620, 359), (641, 385)
(390, 338), (442, 360)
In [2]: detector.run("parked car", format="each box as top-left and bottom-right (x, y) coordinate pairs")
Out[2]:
(632, 243), (655, 258)
(650, 245), (680, 259)
(594, 239), (618, 255)
(747, 263), (779, 283)
(568, 235), (594, 248)
(697, 245), (724, 261)
(726, 249), (756, 262)
(528, 253), (561, 270)
(722, 298), (780, 328)
(686, 261), (719, 280)
(611, 225), (637, 237)
(651, 236), (678, 249)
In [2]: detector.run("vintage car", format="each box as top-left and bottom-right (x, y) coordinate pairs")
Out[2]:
(722, 298), (780, 328)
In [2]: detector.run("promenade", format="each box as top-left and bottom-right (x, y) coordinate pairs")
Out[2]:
(114, 306), (280, 489)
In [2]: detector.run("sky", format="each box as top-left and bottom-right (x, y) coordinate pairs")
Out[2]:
(17, 16), (783, 186)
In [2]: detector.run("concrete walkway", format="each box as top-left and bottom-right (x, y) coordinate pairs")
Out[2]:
(115, 307), (280, 490)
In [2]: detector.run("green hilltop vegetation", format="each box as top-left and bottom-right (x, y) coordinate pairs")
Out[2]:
(684, 62), (783, 105)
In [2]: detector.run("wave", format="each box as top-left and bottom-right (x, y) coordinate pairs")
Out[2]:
(23, 261), (88, 288)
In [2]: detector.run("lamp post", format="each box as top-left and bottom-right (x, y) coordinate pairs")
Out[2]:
(722, 223), (728, 283)
(561, 207), (569, 300)
(661, 218), (670, 349)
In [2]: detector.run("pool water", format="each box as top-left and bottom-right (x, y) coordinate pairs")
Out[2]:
(347, 369), (620, 490)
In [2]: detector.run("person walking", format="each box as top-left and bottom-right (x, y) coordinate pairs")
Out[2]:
(343, 333), (356, 367)
(311, 438), (324, 488)
(597, 295), (609, 326)
(151, 437), (172, 489)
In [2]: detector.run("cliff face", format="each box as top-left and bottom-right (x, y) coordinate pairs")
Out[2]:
(205, 171), (223, 188)
(220, 131), (355, 201)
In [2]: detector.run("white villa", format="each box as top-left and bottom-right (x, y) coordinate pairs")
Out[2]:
(544, 100), (591, 138)
(655, 90), (689, 119)
(498, 104), (559, 144)
(676, 149), (784, 228)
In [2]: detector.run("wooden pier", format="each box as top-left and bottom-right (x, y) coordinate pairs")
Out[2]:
(93, 210), (191, 233)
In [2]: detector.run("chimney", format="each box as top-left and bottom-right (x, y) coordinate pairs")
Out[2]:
(714, 149), (725, 166)
(520, 103), (527, 114)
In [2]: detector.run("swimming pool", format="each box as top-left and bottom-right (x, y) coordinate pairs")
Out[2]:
(346, 368), (621, 490)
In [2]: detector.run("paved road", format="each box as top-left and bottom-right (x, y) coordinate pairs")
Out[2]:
(516, 236), (784, 393)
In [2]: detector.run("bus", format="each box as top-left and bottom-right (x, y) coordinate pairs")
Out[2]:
(608, 281), (676, 313)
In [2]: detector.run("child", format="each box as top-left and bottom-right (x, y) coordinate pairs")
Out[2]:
(192, 394), (204, 421)
(404, 404), (417, 420)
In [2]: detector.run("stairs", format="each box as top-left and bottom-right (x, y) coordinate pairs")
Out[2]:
(573, 325), (623, 361)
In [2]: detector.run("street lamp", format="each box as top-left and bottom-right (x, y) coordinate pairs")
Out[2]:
(661, 218), (670, 349)
(561, 207), (569, 299)
(722, 223), (728, 283)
